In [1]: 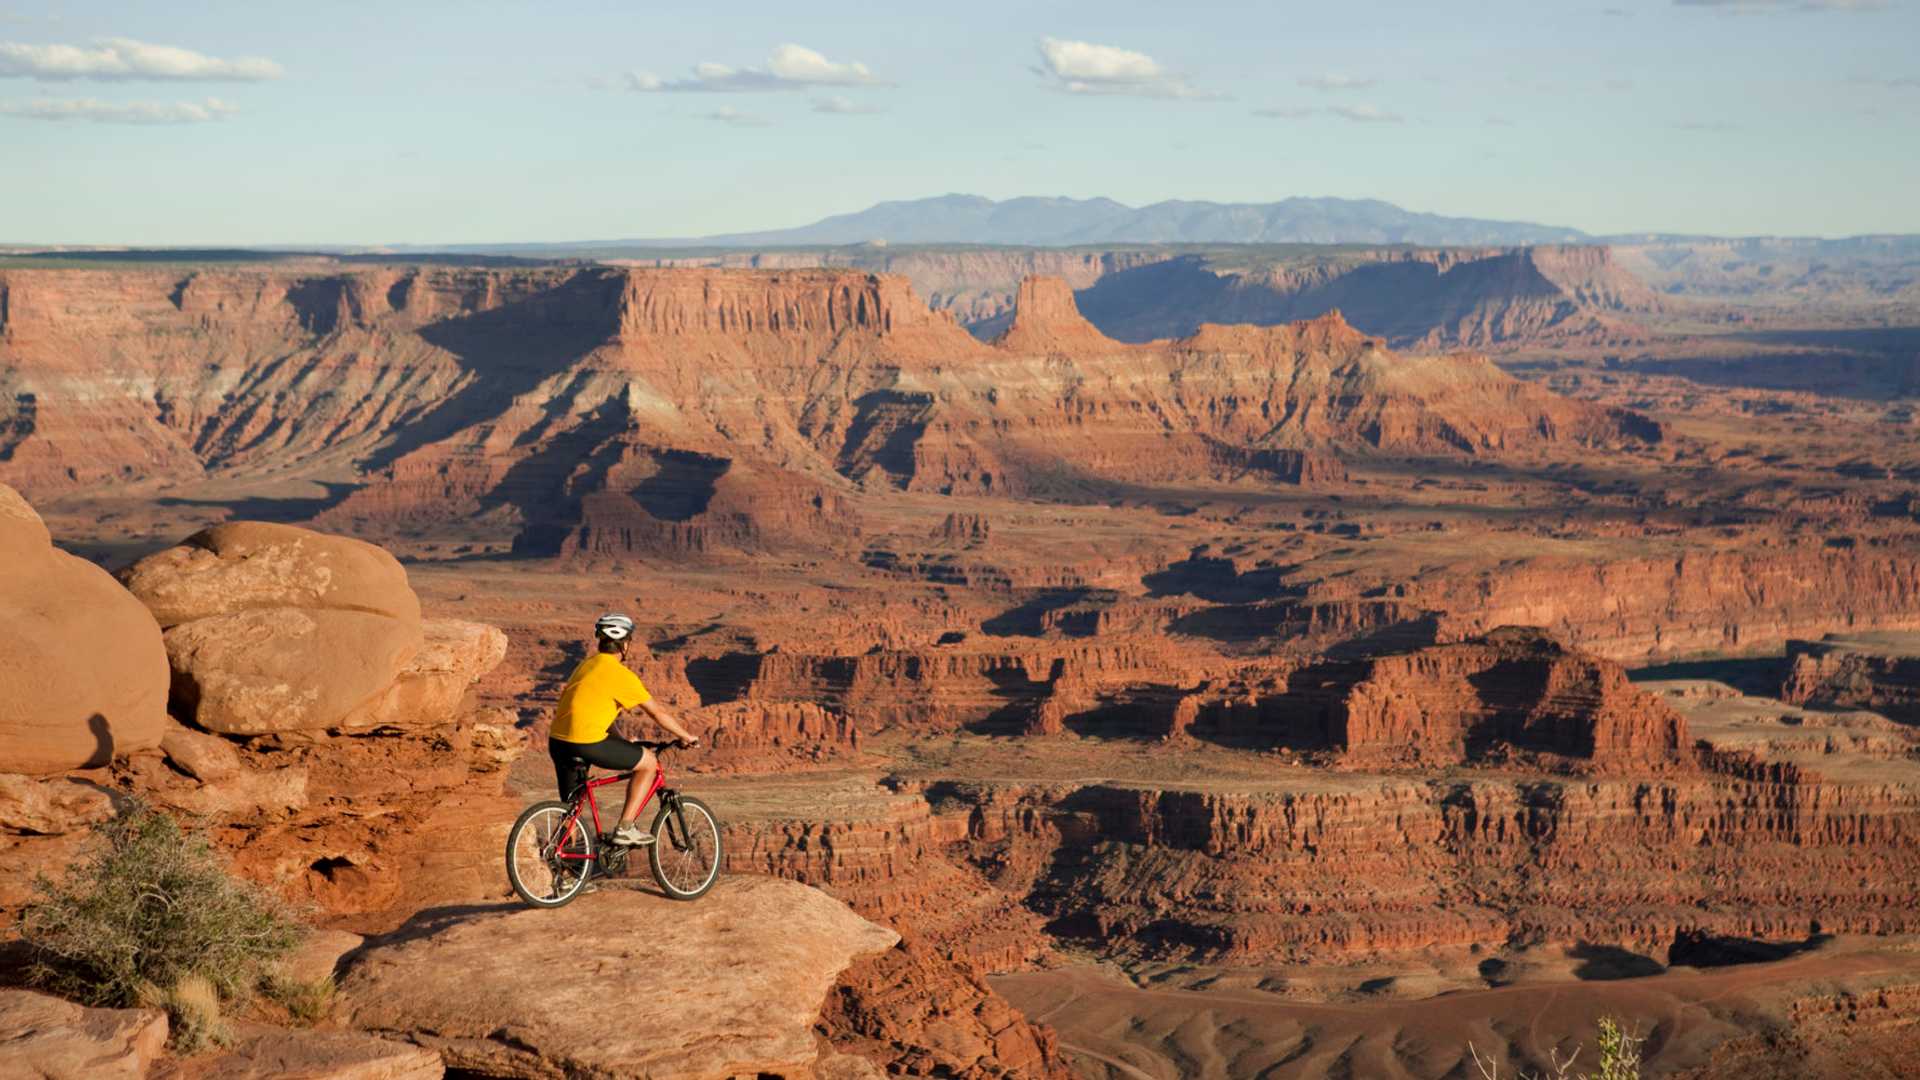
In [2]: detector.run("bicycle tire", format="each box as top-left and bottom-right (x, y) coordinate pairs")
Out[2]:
(506, 800), (594, 908)
(648, 794), (722, 900)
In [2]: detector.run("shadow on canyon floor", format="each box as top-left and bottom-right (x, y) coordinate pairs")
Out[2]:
(1628, 655), (1785, 696)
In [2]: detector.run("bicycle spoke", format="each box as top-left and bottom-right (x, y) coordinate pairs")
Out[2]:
(653, 801), (720, 897)
(511, 804), (591, 904)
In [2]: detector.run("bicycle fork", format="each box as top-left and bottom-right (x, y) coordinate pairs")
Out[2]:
(658, 789), (692, 851)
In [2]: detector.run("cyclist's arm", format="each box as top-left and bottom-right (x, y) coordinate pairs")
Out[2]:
(635, 699), (699, 746)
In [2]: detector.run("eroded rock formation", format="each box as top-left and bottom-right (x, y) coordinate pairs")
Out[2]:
(1782, 633), (1920, 724)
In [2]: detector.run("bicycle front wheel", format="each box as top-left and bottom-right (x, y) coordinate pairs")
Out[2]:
(649, 795), (722, 900)
(507, 800), (594, 908)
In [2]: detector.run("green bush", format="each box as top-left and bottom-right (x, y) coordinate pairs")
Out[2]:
(20, 803), (306, 1011)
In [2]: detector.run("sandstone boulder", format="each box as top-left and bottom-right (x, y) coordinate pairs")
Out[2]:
(0, 483), (168, 774)
(160, 719), (244, 782)
(335, 620), (508, 731)
(341, 876), (899, 1079)
(0, 988), (168, 1079)
(165, 609), (422, 735)
(121, 522), (421, 629)
(0, 481), (51, 560)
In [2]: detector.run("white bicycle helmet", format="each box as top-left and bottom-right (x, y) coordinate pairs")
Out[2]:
(594, 613), (635, 641)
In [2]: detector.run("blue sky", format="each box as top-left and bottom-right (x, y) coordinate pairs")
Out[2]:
(2, 0), (1916, 244)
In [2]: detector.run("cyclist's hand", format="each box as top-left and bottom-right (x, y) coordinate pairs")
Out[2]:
(679, 735), (701, 749)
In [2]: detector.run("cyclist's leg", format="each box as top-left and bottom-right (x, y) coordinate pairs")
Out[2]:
(572, 734), (654, 827)
(619, 747), (658, 827)
(549, 738), (589, 802)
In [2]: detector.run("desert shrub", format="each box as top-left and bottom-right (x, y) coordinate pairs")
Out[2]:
(1591, 1016), (1644, 1080)
(19, 802), (306, 1010)
(138, 973), (232, 1053)
(264, 972), (337, 1026)
(1469, 1015), (1645, 1080)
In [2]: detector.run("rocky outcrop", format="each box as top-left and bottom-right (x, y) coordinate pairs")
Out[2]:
(122, 522), (504, 735)
(0, 989), (168, 1079)
(0, 520), (520, 929)
(0, 483), (168, 773)
(1187, 627), (1690, 769)
(1782, 633), (1920, 724)
(340, 877), (899, 1080)
(991, 276), (1118, 356)
(819, 937), (1070, 1079)
(696, 700), (863, 773)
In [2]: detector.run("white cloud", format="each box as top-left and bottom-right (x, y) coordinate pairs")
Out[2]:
(1253, 104), (1408, 123)
(0, 38), (281, 81)
(811, 95), (881, 114)
(1033, 37), (1219, 99)
(0, 95), (237, 123)
(1329, 104), (1404, 123)
(628, 43), (886, 93)
(705, 106), (772, 127)
(1299, 73), (1377, 91)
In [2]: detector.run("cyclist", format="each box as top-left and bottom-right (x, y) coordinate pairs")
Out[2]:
(549, 613), (699, 847)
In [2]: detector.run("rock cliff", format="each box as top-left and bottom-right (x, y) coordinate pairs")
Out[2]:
(1782, 632), (1920, 724)
(1074, 245), (1660, 349)
(0, 266), (1657, 556)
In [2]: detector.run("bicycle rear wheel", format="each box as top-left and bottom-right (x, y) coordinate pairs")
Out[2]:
(507, 800), (594, 908)
(649, 794), (722, 900)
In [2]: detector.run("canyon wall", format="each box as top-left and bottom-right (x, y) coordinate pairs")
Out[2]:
(724, 739), (1920, 969)
(0, 264), (1654, 534)
(620, 243), (1665, 350)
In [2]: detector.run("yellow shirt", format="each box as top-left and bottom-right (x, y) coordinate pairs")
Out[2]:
(550, 653), (652, 744)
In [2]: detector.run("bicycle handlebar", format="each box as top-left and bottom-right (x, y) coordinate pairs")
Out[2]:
(632, 738), (695, 751)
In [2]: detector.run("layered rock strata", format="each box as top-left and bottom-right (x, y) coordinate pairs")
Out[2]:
(1782, 632), (1920, 724)
(0, 266), (1656, 545)
(730, 760), (1919, 968)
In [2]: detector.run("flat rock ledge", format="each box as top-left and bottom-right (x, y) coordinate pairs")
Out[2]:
(0, 988), (168, 1079)
(339, 875), (900, 1079)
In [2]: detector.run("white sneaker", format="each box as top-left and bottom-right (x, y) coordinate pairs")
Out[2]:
(611, 821), (654, 847)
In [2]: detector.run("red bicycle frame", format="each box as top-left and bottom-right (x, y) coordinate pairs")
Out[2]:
(555, 762), (667, 861)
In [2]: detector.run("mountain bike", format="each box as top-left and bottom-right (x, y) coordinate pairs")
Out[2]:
(505, 739), (722, 907)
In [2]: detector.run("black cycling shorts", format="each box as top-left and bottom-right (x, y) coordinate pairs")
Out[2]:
(549, 733), (649, 801)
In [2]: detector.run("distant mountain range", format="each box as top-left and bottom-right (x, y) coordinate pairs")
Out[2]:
(393, 195), (1594, 253)
(690, 195), (1594, 247)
